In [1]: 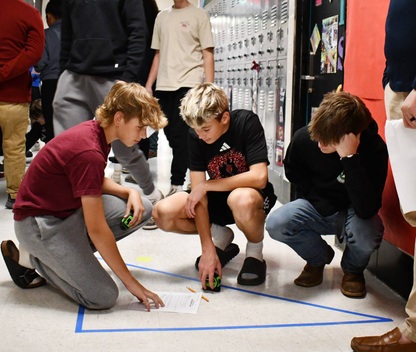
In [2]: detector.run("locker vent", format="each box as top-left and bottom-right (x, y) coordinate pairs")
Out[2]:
(281, 0), (288, 24)
(270, 5), (277, 27)
(262, 10), (268, 31)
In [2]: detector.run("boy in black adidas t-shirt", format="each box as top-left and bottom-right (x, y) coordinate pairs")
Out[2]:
(153, 83), (276, 288)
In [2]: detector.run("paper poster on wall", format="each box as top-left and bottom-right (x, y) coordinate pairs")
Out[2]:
(275, 143), (284, 167)
(275, 88), (286, 140)
(310, 24), (321, 55)
(320, 15), (338, 74)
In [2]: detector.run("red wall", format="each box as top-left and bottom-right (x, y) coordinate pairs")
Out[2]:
(344, 0), (416, 255)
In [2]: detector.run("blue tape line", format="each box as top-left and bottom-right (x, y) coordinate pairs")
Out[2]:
(75, 261), (393, 333)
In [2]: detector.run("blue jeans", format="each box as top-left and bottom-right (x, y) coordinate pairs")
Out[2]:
(265, 199), (384, 273)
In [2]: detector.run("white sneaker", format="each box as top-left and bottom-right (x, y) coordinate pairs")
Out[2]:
(111, 163), (122, 184)
(166, 185), (183, 197)
(31, 141), (40, 151)
(143, 217), (157, 230)
(143, 190), (164, 230)
(146, 189), (164, 204)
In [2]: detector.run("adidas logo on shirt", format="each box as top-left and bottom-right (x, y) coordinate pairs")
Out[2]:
(219, 142), (231, 152)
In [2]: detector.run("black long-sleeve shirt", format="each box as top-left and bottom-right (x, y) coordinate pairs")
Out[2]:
(284, 121), (388, 219)
(383, 0), (416, 91)
(60, 0), (147, 82)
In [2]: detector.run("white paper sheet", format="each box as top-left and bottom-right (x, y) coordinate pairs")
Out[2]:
(128, 291), (202, 314)
(385, 119), (416, 214)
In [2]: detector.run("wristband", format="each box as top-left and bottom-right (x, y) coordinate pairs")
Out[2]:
(340, 153), (358, 160)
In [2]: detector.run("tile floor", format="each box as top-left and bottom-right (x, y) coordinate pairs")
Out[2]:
(0, 133), (408, 352)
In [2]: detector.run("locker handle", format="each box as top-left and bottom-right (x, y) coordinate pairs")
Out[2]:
(301, 75), (315, 81)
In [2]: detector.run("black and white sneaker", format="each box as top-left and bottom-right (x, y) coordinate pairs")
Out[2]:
(5, 194), (15, 209)
(26, 150), (33, 163)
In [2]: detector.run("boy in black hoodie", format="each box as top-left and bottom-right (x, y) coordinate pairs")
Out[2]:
(266, 91), (388, 298)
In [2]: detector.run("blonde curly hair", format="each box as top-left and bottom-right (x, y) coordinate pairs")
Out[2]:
(96, 81), (167, 130)
(180, 83), (229, 128)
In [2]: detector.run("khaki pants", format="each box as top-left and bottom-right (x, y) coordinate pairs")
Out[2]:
(401, 239), (416, 342)
(0, 102), (29, 198)
(384, 83), (410, 121)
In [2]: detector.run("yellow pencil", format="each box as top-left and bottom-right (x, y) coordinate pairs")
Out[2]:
(187, 286), (209, 302)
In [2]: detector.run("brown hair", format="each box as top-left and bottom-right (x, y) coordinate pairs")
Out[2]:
(96, 81), (167, 130)
(30, 99), (43, 119)
(308, 91), (373, 145)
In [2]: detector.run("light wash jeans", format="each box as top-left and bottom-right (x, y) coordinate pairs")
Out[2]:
(265, 198), (384, 273)
(15, 194), (152, 309)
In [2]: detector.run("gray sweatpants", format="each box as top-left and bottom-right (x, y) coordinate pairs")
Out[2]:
(53, 70), (155, 195)
(15, 194), (152, 310)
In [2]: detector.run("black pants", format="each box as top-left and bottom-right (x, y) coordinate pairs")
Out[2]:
(40, 79), (58, 143)
(25, 122), (43, 151)
(156, 88), (190, 186)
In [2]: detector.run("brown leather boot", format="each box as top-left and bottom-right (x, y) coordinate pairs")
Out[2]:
(294, 263), (326, 287)
(294, 245), (335, 287)
(341, 271), (366, 298)
(351, 327), (416, 352)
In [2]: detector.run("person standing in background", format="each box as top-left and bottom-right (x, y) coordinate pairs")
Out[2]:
(145, 0), (215, 196)
(135, 0), (160, 161)
(142, 0), (161, 159)
(52, 0), (164, 230)
(31, 67), (42, 102)
(0, 0), (44, 209)
(351, 1), (416, 351)
(35, 0), (62, 143)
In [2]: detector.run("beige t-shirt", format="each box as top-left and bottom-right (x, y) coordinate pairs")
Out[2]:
(151, 4), (214, 91)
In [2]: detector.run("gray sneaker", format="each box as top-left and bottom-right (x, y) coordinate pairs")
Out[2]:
(143, 190), (164, 230)
(166, 185), (183, 197)
(124, 174), (137, 184)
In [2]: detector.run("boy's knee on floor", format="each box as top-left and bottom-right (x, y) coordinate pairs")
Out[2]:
(79, 282), (119, 310)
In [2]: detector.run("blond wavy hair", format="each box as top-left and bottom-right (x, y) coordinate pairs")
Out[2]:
(180, 83), (229, 128)
(96, 81), (167, 130)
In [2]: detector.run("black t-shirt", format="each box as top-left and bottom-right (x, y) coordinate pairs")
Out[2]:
(189, 109), (269, 181)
